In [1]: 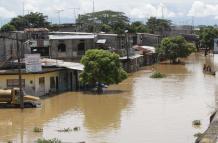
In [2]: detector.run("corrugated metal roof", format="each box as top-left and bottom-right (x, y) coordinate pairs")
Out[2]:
(119, 54), (143, 60)
(133, 45), (156, 53)
(41, 58), (84, 71)
(49, 35), (96, 40)
(24, 28), (49, 32)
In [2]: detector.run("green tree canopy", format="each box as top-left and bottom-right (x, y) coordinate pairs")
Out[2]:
(77, 10), (129, 34)
(9, 12), (50, 30)
(158, 36), (196, 63)
(128, 21), (148, 33)
(0, 24), (16, 32)
(198, 26), (218, 53)
(146, 17), (171, 35)
(80, 49), (128, 93)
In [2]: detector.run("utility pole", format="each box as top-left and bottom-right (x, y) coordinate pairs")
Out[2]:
(56, 9), (64, 25)
(161, 4), (164, 19)
(191, 16), (194, 34)
(92, 0), (96, 49)
(22, 2), (25, 16)
(125, 30), (130, 72)
(69, 8), (80, 23)
(16, 33), (24, 109)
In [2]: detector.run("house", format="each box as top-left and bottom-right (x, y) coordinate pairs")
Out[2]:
(24, 28), (50, 57)
(135, 33), (161, 47)
(0, 59), (84, 97)
(133, 45), (157, 65)
(0, 32), (26, 62)
(97, 33), (133, 56)
(119, 54), (144, 72)
(49, 34), (96, 61)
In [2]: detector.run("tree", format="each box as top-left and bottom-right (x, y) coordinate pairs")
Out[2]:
(9, 12), (50, 30)
(80, 49), (128, 94)
(128, 21), (148, 33)
(158, 36), (196, 63)
(0, 24), (16, 32)
(77, 10), (129, 34)
(198, 26), (218, 56)
(146, 17), (171, 35)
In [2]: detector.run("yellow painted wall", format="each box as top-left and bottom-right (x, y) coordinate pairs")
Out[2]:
(0, 71), (59, 96)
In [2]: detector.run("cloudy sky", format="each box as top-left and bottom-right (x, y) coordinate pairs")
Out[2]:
(0, 0), (218, 25)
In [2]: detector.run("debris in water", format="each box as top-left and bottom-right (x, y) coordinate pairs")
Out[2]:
(192, 120), (201, 126)
(73, 127), (80, 131)
(194, 132), (203, 138)
(57, 128), (72, 132)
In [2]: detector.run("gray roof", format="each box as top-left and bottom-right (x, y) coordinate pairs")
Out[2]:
(41, 58), (84, 71)
(49, 35), (96, 40)
(96, 39), (107, 44)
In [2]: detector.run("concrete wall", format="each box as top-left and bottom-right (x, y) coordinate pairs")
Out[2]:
(0, 33), (24, 62)
(136, 33), (160, 47)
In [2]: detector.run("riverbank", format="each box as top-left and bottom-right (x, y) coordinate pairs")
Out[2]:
(196, 112), (218, 143)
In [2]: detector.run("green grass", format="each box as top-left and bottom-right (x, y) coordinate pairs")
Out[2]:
(150, 72), (166, 78)
(37, 138), (61, 143)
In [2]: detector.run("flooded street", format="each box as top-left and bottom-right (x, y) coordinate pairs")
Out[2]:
(0, 54), (217, 143)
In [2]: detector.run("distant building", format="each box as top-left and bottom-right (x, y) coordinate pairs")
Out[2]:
(169, 25), (193, 36)
(134, 33), (161, 47)
(58, 23), (77, 32)
(214, 38), (218, 54)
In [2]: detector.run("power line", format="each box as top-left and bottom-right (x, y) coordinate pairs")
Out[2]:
(56, 9), (64, 25)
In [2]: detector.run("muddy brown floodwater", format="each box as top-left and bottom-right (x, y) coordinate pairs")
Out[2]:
(0, 54), (217, 143)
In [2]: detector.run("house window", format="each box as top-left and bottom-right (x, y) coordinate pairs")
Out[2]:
(58, 43), (66, 52)
(78, 40), (85, 55)
(7, 79), (25, 88)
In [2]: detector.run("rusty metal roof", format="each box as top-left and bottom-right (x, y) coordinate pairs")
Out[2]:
(24, 28), (49, 32)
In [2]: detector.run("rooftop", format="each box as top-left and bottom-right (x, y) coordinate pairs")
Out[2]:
(0, 67), (64, 75)
(24, 28), (49, 32)
(41, 58), (84, 71)
(49, 34), (96, 40)
(119, 54), (143, 60)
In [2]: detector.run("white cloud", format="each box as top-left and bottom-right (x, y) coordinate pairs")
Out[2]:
(129, 3), (177, 19)
(188, 1), (218, 18)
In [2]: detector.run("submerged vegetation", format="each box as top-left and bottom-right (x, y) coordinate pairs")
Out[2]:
(150, 72), (166, 78)
(57, 128), (73, 132)
(33, 127), (43, 133)
(192, 120), (201, 126)
(37, 138), (61, 143)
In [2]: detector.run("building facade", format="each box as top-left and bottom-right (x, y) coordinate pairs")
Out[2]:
(0, 67), (81, 97)
(49, 34), (95, 61)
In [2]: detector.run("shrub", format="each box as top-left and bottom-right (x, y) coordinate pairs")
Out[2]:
(150, 72), (166, 78)
(33, 127), (43, 133)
